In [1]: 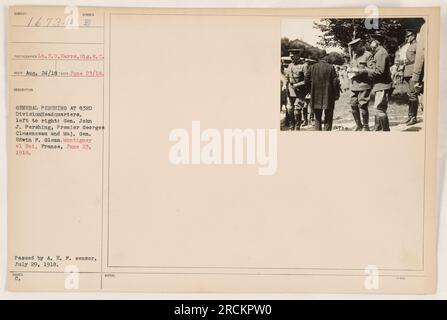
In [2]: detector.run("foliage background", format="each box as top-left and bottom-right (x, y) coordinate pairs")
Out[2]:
(281, 18), (425, 64)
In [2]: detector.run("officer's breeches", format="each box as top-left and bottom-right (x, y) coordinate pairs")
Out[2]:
(404, 76), (419, 117)
(289, 97), (305, 128)
(373, 90), (390, 131)
(350, 89), (370, 116)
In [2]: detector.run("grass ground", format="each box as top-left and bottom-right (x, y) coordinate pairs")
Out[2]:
(280, 83), (424, 132)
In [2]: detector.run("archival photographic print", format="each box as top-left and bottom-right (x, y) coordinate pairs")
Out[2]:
(280, 18), (426, 131)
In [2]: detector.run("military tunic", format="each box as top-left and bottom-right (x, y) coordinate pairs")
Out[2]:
(404, 41), (417, 78)
(350, 50), (374, 119)
(286, 62), (307, 100)
(365, 45), (393, 93)
(351, 51), (373, 91)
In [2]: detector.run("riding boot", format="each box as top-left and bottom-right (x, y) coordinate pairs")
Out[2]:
(380, 113), (390, 131)
(287, 109), (295, 130)
(352, 109), (363, 131)
(294, 110), (302, 131)
(407, 100), (418, 126)
(362, 113), (370, 131)
(374, 115), (382, 131)
(284, 110), (290, 128)
(302, 107), (308, 126)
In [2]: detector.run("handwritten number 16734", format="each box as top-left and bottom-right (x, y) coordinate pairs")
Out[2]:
(26, 16), (63, 27)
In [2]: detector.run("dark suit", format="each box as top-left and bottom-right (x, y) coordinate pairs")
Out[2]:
(305, 60), (339, 131)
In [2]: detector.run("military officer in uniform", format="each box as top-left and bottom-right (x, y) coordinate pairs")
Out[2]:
(285, 49), (308, 130)
(348, 38), (374, 131)
(358, 32), (393, 131)
(412, 22), (426, 112)
(402, 28), (419, 125)
(305, 58), (317, 126)
(300, 58), (311, 127)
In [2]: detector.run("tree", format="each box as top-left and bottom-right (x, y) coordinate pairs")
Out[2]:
(314, 18), (425, 60)
(324, 52), (346, 65)
(281, 37), (326, 59)
(281, 37), (291, 57)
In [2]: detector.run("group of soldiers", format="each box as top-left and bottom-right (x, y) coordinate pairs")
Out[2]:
(281, 24), (425, 131)
(280, 54), (313, 129)
(281, 51), (340, 131)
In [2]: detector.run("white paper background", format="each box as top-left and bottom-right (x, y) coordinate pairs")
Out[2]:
(0, 0), (445, 299)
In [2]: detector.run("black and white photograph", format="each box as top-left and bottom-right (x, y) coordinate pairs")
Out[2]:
(2, 1), (445, 300)
(280, 17), (426, 131)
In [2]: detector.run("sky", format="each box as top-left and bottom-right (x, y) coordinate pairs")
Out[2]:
(281, 19), (344, 53)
